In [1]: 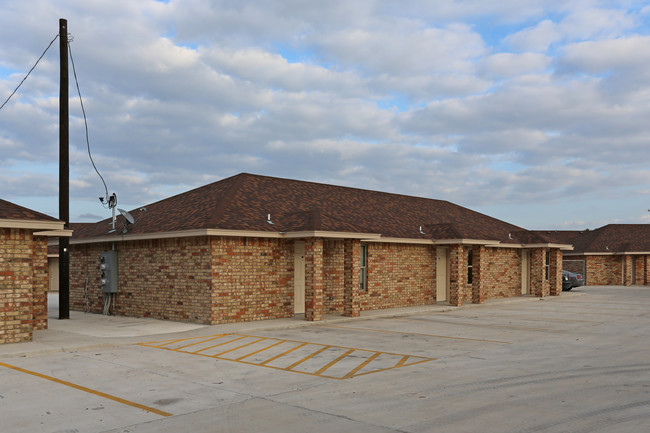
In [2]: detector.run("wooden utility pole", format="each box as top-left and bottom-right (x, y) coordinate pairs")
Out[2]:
(58, 18), (70, 319)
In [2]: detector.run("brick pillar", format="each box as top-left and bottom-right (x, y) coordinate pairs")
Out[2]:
(623, 255), (633, 286)
(343, 239), (360, 317)
(472, 246), (486, 304)
(305, 238), (324, 321)
(449, 245), (466, 307)
(0, 228), (35, 344)
(32, 236), (49, 330)
(549, 248), (562, 296)
(531, 248), (549, 297)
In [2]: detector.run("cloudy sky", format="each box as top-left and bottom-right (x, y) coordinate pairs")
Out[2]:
(2, 0), (650, 230)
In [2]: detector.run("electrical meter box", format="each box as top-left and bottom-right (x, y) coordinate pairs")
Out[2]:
(100, 251), (118, 293)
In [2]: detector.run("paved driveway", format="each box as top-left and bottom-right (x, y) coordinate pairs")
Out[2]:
(1, 286), (649, 432)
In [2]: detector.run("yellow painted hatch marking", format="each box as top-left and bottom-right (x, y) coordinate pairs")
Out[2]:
(0, 361), (172, 417)
(139, 334), (435, 380)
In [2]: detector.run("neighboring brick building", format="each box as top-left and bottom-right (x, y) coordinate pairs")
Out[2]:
(66, 173), (569, 325)
(0, 199), (68, 344)
(540, 225), (650, 286)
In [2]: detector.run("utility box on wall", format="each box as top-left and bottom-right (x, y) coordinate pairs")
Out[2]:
(100, 251), (118, 293)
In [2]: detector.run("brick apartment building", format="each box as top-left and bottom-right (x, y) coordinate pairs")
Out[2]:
(0, 199), (68, 344)
(66, 173), (570, 325)
(541, 225), (650, 286)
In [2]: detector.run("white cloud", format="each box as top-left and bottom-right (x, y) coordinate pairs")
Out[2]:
(1, 0), (650, 230)
(479, 52), (551, 78)
(505, 20), (562, 52)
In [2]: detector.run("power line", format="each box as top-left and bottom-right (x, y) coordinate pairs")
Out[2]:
(68, 39), (110, 201)
(0, 33), (59, 111)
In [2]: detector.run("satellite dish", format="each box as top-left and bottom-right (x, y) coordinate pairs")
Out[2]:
(118, 208), (135, 224)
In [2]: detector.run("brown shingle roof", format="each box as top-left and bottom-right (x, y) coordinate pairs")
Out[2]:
(0, 198), (60, 222)
(72, 173), (546, 243)
(563, 225), (650, 253)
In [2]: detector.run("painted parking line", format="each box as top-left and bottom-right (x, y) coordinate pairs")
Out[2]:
(139, 334), (435, 380)
(384, 317), (566, 333)
(319, 324), (510, 344)
(446, 313), (602, 324)
(0, 361), (172, 417)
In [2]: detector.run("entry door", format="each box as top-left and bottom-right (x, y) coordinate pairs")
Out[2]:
(521, 250), (530, 295)
(294, 241), (305, 314)
(436, 247), (449, 302)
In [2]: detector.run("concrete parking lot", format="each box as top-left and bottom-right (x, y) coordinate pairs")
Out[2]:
(1, 286), (649, 433)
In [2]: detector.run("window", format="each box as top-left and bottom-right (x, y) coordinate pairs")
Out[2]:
(545, 250), (550, 281)
(360, 244), (368, 291)
(467, 248), (473, 285)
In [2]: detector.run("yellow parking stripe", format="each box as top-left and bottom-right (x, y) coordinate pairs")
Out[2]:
(175, 334), (225, 350)
(286, 345), (329, 370)
(0, 361), (172, 417)
(211, 337), (268, 357)
(192, 335), (247, 354)
(385, 317), (565, 333)
(139, 334), (435, 380)
(260, 342), (307, 365)
(319, 324), (510, 344)
(235, 339), (285, 361)
(343, 352), (380, 379)
(314, 348), (355, 375)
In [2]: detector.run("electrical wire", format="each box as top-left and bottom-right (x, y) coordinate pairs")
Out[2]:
(0, 33), (59, 112)
(68, 40), (110, 201)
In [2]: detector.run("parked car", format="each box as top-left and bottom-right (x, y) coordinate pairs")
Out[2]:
(562, 270), (585, 291)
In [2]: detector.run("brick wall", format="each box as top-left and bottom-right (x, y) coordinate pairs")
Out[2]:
(530, 248), (549, 297)
(0, 228), (39, 343)
(361, 243), (435, 310)
(562, 258), (586, 276)
(304, 238), (324, 321)
(71, 237), (214, 323)
(483, 247), (522, 299)
(586, 255), (623, 285)
(32, 237), (48, 330)
(211, 237), (293, 324)
(632, 255), (647, 285)
(323, 240), (345, 314)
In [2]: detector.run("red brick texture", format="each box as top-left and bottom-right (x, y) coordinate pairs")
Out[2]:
(304, 238), (324, 321)
(361, 243), (435, 311)
(479, 247), (523, 300)
(211, 237), (293, 324)
(0, 228), (49, 344)
(69, 236), (563, 325)
(564, 254), (650, 286)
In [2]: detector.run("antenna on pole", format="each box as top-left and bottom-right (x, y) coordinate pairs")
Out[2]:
(58, 18), (70, 320)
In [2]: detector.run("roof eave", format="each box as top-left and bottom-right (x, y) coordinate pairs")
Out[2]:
(1, 219), (66, 231)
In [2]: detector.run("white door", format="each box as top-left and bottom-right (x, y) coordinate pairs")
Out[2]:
(436, 247), (449, 302)
(294, 241), (305, 314)
(521, 250), (530, 295)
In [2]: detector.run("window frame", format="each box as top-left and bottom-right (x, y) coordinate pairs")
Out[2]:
(360, 244), (368, 292)
(467, 247), (473, 285)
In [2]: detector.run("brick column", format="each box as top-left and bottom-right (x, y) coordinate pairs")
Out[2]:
(343, 239), (361, 317)
(623, 255), (633, 286)
(472, 246), (486, 304)
(32, 237), (49, 330)
(0, 228), (35, 344)
(304, 238), (324, 321)
(531, 248), (549, 297)
(449, 245), (466, 306)
(549, 248), (562, 296)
